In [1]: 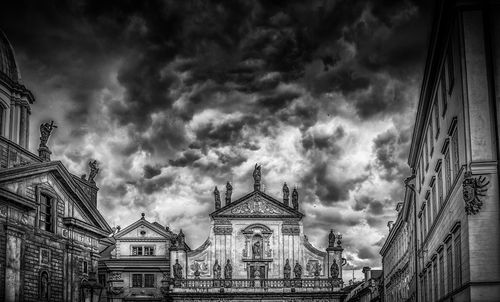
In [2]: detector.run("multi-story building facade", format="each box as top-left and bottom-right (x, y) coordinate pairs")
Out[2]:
(98, 214), (179, 301)
(344, 267), (383, 302)
(380, 184), (416, 302)
(0, 29), (113, 302)
(407, 0), (500, 301)
(167, 164), (348, 301)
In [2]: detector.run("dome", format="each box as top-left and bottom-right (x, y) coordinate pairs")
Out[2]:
(0, 29), (21, 83)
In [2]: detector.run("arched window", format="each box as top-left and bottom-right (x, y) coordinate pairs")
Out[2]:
(39, 271), (50, 301)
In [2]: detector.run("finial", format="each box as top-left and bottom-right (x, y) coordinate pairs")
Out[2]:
(141, 213), (145, 219)
(214, 186), (221, 210)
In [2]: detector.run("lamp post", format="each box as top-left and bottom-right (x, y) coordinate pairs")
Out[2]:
(80, 271), (104, 302)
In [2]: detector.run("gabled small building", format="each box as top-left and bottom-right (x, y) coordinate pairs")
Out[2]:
(99, 214), (180, 302)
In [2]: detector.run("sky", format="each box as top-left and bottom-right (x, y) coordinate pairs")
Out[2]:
(1, 0), (433, 280)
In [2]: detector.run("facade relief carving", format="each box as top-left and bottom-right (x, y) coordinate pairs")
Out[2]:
(231, 195), (284, 215)
(214, 225), (233, 235)
(463, 171), (489, 215)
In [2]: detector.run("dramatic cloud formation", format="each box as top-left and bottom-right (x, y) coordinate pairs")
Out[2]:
(1, 0), (432, 282)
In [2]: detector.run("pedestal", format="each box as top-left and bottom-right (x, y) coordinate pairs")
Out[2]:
(38, 145), (52, 162)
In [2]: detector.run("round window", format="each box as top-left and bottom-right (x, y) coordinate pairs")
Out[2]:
(140, 230), (146, 236)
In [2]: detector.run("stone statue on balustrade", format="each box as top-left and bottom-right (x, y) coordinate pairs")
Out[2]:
(293, 261), (302, 279)
(224, 259), (232, 279)
(330, 259), (339, 279)
(173, 259), (183, 280)
(213, 260), (221, 279)
(284, 259), (291, 279)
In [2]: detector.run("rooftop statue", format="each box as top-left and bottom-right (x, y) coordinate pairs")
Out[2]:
(292, 187), (299, 210)
(88, 160), (100, 184)
(39, 121), (57, 147)
(225, 181), (233, 204)
(253, 163), (261, 191)
(214, 186), (221, 210)
(283, 183), (290, 205)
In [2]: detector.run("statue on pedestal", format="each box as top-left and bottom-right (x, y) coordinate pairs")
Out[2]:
(213, 260), (221, 279)
(88, 160), (100, 184)
(39, 121), (57, 147)
(253, 163), (262, 191)
(293, 261), (302, 279)
(283, 183), (289, 206)
(284, 259), (291, 279)
(292, 188), (299, 210)
(173, 259), (183, 279)
(225, 182), (233, 204)
(177, 229), (185, 248)
(252, 241), (261, 259)
(224, 259), (232, 279)
(214, 186), (221, 210)
(330, 259), (339, 279)
(328, 229), (336, 248)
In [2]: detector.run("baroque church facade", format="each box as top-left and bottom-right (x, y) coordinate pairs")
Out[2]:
(0, 29), (112, 302)
(168, 165), (348, 301)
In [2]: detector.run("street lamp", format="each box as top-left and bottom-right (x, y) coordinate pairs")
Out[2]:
(80, 271), (104, 302)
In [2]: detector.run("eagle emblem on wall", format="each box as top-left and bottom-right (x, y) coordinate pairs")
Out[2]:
(463, 171), (489, 215)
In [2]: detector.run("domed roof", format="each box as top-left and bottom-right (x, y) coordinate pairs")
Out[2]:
(0, 29), (21, 83)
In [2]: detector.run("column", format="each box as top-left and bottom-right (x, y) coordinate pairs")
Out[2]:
(4, 225), (24, 302)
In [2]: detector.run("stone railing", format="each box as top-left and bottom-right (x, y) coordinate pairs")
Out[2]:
(170, 278), (343, 293)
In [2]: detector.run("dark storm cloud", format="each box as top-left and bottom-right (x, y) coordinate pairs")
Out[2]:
(0, 0), (433, 272)
(373, 128), (411, 182)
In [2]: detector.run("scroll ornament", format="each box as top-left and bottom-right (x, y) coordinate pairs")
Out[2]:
(463, 171), (489, 215)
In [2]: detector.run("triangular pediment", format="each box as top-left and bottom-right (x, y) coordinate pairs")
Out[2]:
(0, 161), (111, 234)
(211, 190), (303, 219)
(115, 218), (173, 240)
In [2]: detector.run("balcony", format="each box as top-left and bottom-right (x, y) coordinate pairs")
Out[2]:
(170, 278), (343, 293)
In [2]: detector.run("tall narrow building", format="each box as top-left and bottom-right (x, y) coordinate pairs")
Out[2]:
(404, 0), (500, 301)
(0, 29), (112, 302)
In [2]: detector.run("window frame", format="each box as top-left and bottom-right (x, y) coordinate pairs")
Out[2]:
(36, 187), (58, 234)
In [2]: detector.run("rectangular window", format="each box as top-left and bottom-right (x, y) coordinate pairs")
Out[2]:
(425, 140), (429, 171)
(431, 183), (437, 219)
(427, 199), (432, 232)
(434, 101), (440, 138)
(437, 167), (443, 207)
(433, 260), (438, 301)
(454, 231), (462, 288)
(447, 46), (455, 94)
(428, 269), (432, 302)
(445, 150), (451, 195)
(39, 193), (53, 232)
(144, 246), (155, 256)
(446, 243), (453, 293)
(98, 274), (106, 286)
(145, 274), (155, 287)
(452, 128), (459, 180)
(429, 120), (434, 154)
(132, 246), (143, 256)
(441, 75), (447, 116)
(439, 251), (445, 298)
(132, 274), (143, 287)
(82, 261), (88, 274)
(423, 272), (428, 302)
